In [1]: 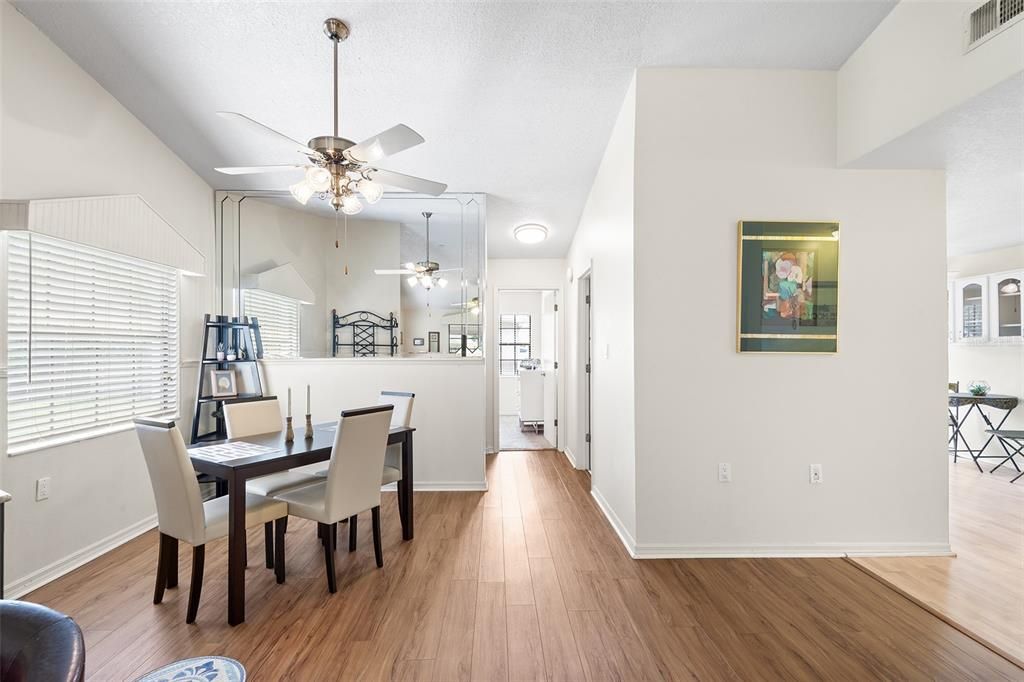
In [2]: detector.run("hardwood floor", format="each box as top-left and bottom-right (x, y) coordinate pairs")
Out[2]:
(853, 457), (1024, 668)
(27, 450), (1023, 680)
(500, 415), (553, 450)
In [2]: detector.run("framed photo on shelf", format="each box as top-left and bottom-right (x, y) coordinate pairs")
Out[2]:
(412, 337), (425, 347)
(737, 220), (839, 354)
(210, 369), (238, 397)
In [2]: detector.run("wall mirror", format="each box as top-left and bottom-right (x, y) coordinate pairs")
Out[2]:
(215, 191), (484, 359)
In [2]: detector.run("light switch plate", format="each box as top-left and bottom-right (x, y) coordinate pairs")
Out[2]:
(36, 477), (51, 501)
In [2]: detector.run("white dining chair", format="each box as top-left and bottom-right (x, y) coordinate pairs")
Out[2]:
(273, 405), (394, 593)
(314, 391), (414, 510)
(224, 397), (322, 499)
(134, 418), (288, 623)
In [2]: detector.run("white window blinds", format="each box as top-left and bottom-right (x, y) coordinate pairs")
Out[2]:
(6, 232), (180, 454)
(241, 289), (300, 358)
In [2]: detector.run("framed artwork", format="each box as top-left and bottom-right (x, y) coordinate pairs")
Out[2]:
(737, 221), (839, 353)
(412, 337), (425, 347)
(428, 331), (440, 353)
(210, 369), (238, 397)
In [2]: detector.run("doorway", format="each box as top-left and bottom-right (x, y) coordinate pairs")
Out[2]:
(497, 289), (558, 451)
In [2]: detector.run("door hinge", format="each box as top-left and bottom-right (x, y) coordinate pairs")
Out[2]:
(585, 363), (591, 373)
(554, 418), (558, 427)
(554, 303), (559, 312)
(585, 433), (591, 443)
(554, 361), (558, 370)
(585, 295), (591, 305)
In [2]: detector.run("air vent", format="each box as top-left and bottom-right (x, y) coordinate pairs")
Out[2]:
(966, 0), (1024, 52)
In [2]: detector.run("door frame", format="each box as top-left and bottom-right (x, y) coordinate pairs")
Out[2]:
(577, 270), (593, 472)
(492, 287), (560, 451)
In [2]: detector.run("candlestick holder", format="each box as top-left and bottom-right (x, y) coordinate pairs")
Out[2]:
(285, 416), (295, 443)
(305, 414), (314, 440)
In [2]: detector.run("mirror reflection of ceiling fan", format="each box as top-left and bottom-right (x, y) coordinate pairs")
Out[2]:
(213, 18), (447, 215)
(444, 297), (481, 317)
(374, 212), (459, 289)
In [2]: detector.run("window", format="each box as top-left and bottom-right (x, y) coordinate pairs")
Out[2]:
(448, 323), (482, 357)
(241, 289), (300, 358)
(6, 232), (179, 454)
(499, 313), (532, 375)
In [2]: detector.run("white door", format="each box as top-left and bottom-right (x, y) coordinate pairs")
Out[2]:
(541, 291), (557, 447)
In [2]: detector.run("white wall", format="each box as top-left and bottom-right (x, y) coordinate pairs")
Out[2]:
(0, 1), (214, 594)
(838, 0), (1024, 165)
(948, 245), (1024, 445)
(562, 76), (638, 545)
(484, 259), (567, 453)
(632, 68), (948, 556)
(259, 358), (485, 488)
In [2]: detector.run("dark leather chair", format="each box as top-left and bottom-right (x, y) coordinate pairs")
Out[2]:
(0, 600), (85, 682)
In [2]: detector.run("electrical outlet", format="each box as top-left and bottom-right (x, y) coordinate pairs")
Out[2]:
(718, 462), (732, 483)
(36, 477), (51, 501)
(809, 464), (823, 484)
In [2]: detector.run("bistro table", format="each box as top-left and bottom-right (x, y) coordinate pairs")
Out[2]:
(188, 423), (415, 625)
(948, 392), (1019, 471)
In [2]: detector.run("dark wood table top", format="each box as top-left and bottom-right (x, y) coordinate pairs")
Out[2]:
(187, 424), (414, 479)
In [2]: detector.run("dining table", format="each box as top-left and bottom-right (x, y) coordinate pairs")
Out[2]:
(188, 422), (415, 625)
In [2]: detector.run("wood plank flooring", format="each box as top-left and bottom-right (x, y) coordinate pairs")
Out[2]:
(26, 450), (1023, 680)
(853, 457), (1024, 668)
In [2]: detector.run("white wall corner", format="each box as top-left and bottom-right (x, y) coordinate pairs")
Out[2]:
(562, 447), (579, 469)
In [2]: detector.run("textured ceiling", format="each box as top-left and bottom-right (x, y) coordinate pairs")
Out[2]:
(13, 0), (896, 258)
(850, 73), (1024, 257)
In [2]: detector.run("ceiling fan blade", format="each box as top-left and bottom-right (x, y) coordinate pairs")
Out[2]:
(344, 124), (425, 164)
(434, 268), (463, 273)
(369, 168), (447, 196)
(374, 269), (416, 275)
(217, 112), (323, 160)
(214, 165), (305, 175)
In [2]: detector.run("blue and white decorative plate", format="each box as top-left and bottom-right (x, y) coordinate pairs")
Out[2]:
(136, 656), (246, 682)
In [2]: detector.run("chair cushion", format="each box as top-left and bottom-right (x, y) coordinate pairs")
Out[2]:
(381, 465), (402, 485)
(273, 482), (331, 524)
(201, 493), (288, 543)
(0, 600), (85, 682)
(246, 471), (321, 497)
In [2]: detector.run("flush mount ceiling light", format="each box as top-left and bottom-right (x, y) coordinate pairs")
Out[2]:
(514, 223), (548, 244)
(214, 18), (447, 213)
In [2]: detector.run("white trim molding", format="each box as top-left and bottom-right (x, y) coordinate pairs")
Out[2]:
(590, 486), (637, 558)
(5, 514), (158, 599)
(562, 447), (580, 469)
(631, 542), (954, 559)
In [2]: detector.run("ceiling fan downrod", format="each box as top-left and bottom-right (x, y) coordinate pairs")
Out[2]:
(323, 18), (349, 140)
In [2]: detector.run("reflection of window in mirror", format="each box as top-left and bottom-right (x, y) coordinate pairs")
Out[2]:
(242, 289), (300, 358)
(449, 324), (482, 357)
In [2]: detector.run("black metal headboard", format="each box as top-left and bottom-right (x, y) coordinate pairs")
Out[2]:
(332, 309), (398, 357)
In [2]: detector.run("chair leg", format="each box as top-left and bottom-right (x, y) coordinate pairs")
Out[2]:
(186, 545), (205, 624)
(371, 506), (383, 568)
(274, 518), (286, 584)
(166, 534), (178, 589)
(320, 523), (337, 594)
(264, 522), (274, 569)
(332, 522), (338, 550)
(349, 514), (358, 552)
(153, 533), (170, 604)
(396, 486), (406, 528)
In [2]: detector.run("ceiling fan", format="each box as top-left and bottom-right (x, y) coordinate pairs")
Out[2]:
(375, 212), (459, 289)
(444, 297), (481, 317)
(214, 18), (447, 215)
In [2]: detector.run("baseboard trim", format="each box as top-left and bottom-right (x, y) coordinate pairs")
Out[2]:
(562, 447), (579, 469)
(381, 481), (488, 492)
(590, 487), (637, 558)
(631, 543), (954, 559)
(6, 514), (158, 599)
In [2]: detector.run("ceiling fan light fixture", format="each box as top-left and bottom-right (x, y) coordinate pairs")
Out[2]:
(407, 275), (419, 287)
(340, 193), (363, 215)
(437, 277), (448, 288)
(289, 179), (315, 205)
(358, 178), (384, 204)
(422, 277), (435, 290)
(305, 166), (332, 192)
(514, 223), (548, 244)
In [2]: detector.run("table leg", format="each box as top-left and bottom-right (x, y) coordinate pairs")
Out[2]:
(399, 431), (414, 541)
(949, 404), (981, 471)
(227, 472), (246, 625)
